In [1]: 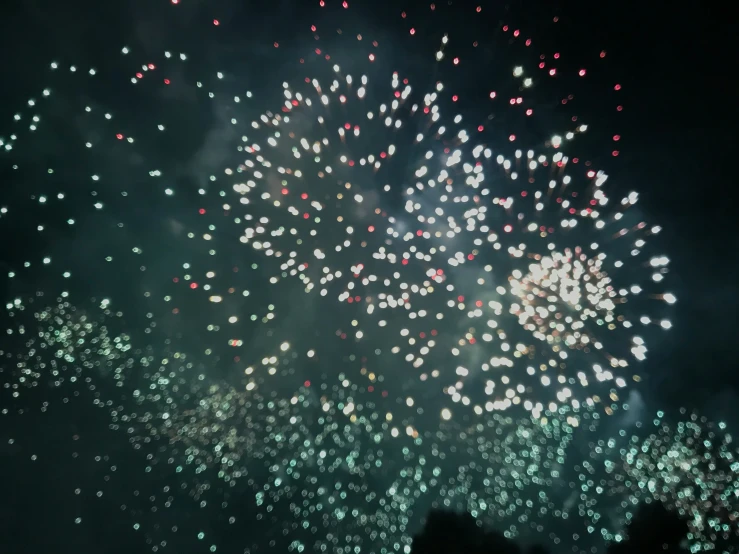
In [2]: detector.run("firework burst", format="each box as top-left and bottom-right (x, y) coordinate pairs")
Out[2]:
(176, 20), (677, 424)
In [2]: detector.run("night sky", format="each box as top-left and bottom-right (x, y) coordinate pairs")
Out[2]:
(1, 1), (736, 553)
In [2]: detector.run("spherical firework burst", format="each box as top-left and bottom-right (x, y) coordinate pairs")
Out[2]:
(180, 20), (676, 423)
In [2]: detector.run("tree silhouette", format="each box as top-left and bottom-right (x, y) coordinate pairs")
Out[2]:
(607, 501), (688, 554)
(411, 510), (522, 554)
(411, 501), (697, 554)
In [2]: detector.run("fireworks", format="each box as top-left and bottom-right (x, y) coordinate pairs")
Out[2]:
(180, 24), (676, 422)
(1, 2), (726, 554)
(0, 293), (566, 549)
(577, 409), (739, 551)
(2, 292), (737, 553)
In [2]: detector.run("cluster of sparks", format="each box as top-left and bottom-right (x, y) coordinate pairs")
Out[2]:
(0, 1), (734, 554)
(578, 410), (739, 551)
(2, 296), (737, 553)
(179, 28), (678, 422)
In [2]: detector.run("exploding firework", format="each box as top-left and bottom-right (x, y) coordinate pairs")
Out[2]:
(177, 21), (676, 424)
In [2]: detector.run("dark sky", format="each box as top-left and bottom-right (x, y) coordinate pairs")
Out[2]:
(564, 2), (739, 414)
